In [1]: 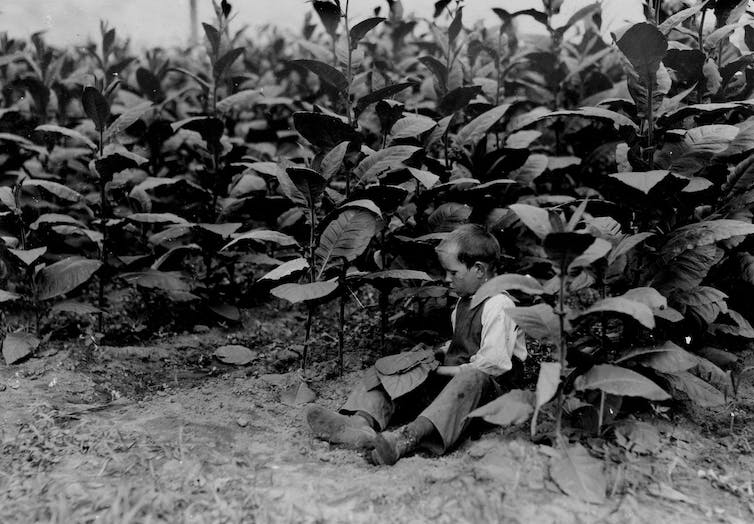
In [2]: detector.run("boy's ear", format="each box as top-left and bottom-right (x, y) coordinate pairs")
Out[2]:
(472, 261), (487, 277)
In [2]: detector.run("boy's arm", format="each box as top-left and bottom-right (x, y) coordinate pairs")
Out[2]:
(436, 365), (462, 376)
(460, 294), (525, 376)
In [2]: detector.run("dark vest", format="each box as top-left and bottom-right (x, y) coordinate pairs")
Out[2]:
(445, 296), (487, 366)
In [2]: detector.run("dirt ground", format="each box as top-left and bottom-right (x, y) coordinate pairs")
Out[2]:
(2, 304), (754, 524)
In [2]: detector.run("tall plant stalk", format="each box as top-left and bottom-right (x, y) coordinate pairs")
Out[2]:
(343, 0), (353, 128)
(301, 198), (318, 370)
(696, 8), (707, 104)
(555, 259), (567, 439)
(96, 128), (108, 332)
(338, 259), (347, 376)
(647, 76), (655, 169)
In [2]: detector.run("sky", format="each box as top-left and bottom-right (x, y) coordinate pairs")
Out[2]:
(2, 0), (544, 49)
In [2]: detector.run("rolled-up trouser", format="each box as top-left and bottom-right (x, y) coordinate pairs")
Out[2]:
(340, 366), (500, 454)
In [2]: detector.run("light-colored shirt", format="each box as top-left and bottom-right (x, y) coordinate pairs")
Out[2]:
(443, 294), (527, 376)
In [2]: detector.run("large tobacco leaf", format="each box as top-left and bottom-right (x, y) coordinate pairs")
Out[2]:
(260, 258), (310, 282)
(36, 257), (102, 301)
(504, 304), (560, 342)
(35, 124), (96, 149)
(531, 362), (560, 437)
(576, 297), (655, 329)
(349, 17), (385, 47)
(312, 0), (341, 37)
(661, 220), (754, 261)
(286, 167), (326, 207)
(390, 114), (437, 140)
(550, 444), (607, 504)
(427, 202), (471, 232)
(470, 274), (544, 309)
(466, 389), (534, 426)
(616, 22), (667, 85)
(652, 245), (723, 294)
(222, 229), (299, 251)
(8, 247), (47, 267)
(120, 270), (192, 293)
(315, 208), (378, 279)
(526, 106), (639, 132)
(574, 364), (670, 401)
(271, 279), (339, 304)
(662, 371), (727, 407)
(23, 179), (84, 203)
(82, 86), (110, 132)
(104, 101), (153, 142)
(354, 82), (415, 117)
(2, 332), (40, 365)
(377, 356), (439, 400)
(290, 59), (348, 93)
(671, 286), (728, 325)
(455, 103), (512, 147)
(608, 170), (684, 194)
(616, 341), (698, 373)
(352, 146), (420, 184)
(509, 204), (552, 239)
(292, 112), (360, 149)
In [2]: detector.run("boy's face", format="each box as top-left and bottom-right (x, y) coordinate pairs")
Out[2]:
(437, 246), (486, 297)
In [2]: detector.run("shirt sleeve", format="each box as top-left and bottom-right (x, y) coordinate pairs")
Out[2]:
(460, 294), (526, 376)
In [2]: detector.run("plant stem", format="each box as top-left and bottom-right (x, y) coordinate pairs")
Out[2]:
(344, 0), (353, 128)
(496, 32), (503, 107)
(443, 131), (451, 170)
(14, 185), (26, 250)
(646, 75), (655, 169)
(31, 276), (40, 337)
(555, 260), (567, 438)
(697, 9), (707, 104)
(97, 128), (107, 332)
(379, 287), (389, 354)
(308, 205), (316, 283)
(338, 261), (347, 376)
(597, 390), (606, 435)
(302, 304), (313, 370)
(210, 143), (220, 222)
(655, 0), (662, 25)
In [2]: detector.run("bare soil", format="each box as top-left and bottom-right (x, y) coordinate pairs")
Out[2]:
(2, 305), (754, 523)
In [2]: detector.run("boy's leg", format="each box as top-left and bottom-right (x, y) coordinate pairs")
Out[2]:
(305, 367), (393, 449)
(370, 368), (498, 465)
(339, 366), (394, 430)
(415, 367), (499, 454)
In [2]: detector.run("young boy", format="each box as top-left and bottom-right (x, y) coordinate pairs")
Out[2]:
(305, 224), (527, 465)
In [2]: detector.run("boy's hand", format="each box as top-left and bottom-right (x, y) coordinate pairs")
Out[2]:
(435, 366), (461, 377)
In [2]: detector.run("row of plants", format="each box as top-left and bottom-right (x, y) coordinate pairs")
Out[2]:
(1, 0), (754, 492)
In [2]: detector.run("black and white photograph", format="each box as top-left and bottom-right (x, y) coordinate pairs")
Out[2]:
(1, 0), (754, 522)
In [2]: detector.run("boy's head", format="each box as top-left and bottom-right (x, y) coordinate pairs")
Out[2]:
(435, 224), (501, 297)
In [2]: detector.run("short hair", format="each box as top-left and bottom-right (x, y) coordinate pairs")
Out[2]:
(436, 224), (501, 269)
